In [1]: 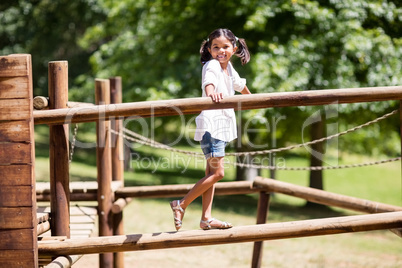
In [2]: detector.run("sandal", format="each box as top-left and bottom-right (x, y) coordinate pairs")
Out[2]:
(200, 218), (233, 230)
(170, 200), (185, 231)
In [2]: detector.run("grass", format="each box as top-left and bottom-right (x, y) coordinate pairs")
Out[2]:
(34, 125), (402, 267)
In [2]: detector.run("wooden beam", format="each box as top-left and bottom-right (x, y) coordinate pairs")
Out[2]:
(33, 86), (402, 125)
(253, 177), (402, 213)
(46, 255), (83, 268)
(38, 211), (402, 256)
(37, 221), (51, 236)
(33, 95), (95, 110)
(111, 198), (132, 214)
(115, 181), (256, 199)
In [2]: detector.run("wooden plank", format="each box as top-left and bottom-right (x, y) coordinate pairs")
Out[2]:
(254, 177), (402, 213)
(46, 255), (83, 268)
(115, 181), (256, 199)
(0, 250), (36, 267)
(0, 229), (34, 250)
(37, 212), (50, 224)
(33, 86), (402, 125)
(0, 77), (30, 99)
(38, 211), (402, 256)
(0, 120), (31, 142)
(70, 216), (96, 224)
(0, 143), (32, 164)
(0, 207), (35, 229)
(0, 186), (33, 206)
(70, 223), (96, 230)
(0, 54), (30, 77)
(37, 206), (97, 216)
(0, 165), (32, 185)
(70, 206), (97, 216)
(0, 99), (31, 120)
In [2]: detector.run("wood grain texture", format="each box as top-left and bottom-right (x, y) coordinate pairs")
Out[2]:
(38, 211), (402, 255)
(0, 250), (36, 267)
(0, 98), (30, 120)
(0, 207), (35, 229)
(0, 54), (30, 77)
(0, 77), (30, 99)
(0, 142), (32, 164)
(33, 86), (402, 125)
(0, 120), (30, 142)
(0, 229), (35, 250)
(0, 165), (32, 186)
(0, 186), (34, 206)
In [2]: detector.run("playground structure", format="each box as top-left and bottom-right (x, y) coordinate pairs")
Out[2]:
(0, 53), (401, 268)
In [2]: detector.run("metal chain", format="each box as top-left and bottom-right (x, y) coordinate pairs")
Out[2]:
(69, 124), (79, 163)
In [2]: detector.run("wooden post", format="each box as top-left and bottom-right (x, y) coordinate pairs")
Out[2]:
(109, 77), (125, 268)
(48, 61), (71, 238)
(96, 79), (114, 268)
(400, 101), (402, 205)
(251, 192), (271, 268)
(0, 54), (38, 267)
(109, 77), (124, 183)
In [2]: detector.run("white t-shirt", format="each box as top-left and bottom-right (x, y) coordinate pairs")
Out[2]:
(194, 59), (246, 142)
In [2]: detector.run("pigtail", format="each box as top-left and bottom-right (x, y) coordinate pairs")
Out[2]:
(235, 38), (250, 65)
(200, 40), (212, 65)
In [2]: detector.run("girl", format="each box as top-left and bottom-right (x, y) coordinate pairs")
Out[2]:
(170, 28), (251, 230)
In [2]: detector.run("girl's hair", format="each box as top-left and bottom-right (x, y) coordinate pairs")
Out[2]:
(200, 28), (250, 65)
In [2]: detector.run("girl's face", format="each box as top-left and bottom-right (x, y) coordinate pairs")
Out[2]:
(208, 36), (237, 68)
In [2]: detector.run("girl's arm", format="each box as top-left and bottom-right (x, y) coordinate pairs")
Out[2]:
(205, 84), (223, 103)
(240, 85), (251, 95)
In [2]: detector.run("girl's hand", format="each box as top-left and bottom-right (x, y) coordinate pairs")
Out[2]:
(208, 92), (223, 103)
(205, 84), (223, 103)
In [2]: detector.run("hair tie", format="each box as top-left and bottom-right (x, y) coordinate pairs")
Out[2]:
(235, 36), (239, 42)
(207, 38), (209, 42)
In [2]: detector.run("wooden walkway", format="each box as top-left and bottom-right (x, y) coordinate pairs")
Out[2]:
(37, 205), (97, 267)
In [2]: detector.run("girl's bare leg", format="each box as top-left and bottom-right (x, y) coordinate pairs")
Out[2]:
(180, 157), (225, 209)
(201, 184), (215, 221)
(199, 158), (232, 229)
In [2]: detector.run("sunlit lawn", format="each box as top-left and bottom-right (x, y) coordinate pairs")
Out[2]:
(34, 125), (401, 267)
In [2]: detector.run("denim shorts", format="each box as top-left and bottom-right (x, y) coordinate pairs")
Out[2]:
(200, 132), (227, 159)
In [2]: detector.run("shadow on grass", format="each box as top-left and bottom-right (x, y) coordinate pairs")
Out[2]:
(153, 192), (348, 223)
(212, 194), (348, 221)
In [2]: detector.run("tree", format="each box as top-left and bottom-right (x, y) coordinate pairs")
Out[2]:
(0, 0), (105, 97)
(3, 0), (400, 188)
(244, 0), (402, 193)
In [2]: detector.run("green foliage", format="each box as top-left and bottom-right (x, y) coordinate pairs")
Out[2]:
(242, 0), (402, 155)
(2, 0), (401, 156)
(0, 0), (106, 96)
